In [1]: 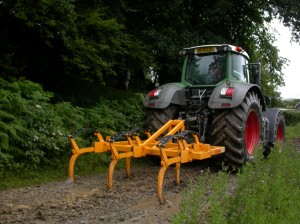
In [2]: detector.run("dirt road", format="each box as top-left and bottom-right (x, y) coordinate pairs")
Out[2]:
(0, 160), (217, 224)
(2, 139), (298, 224)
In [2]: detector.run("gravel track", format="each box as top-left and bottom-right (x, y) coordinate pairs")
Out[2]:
(0, 160), (217, 224)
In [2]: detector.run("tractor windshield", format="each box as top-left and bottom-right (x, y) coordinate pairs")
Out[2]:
(185, 53), (226, 85)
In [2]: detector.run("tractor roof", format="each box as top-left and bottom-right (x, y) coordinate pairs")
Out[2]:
(183, 44), (250, 59)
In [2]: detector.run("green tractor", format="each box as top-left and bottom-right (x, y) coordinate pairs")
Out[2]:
(143, 44), (285, 168)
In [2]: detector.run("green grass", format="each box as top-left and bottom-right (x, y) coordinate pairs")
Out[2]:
(172, 142), (300, 224)
(0, 168), (66, 189)
(0, 149), (144, 190)
(286, 122), (300, 138)
(0, 153), (124, 190)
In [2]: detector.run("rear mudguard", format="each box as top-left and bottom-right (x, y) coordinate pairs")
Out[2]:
(144, 82), (265, 110)
(143, 83), (186, 109)
(208, 82), (266, 110)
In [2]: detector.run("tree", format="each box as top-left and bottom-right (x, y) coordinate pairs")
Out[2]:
(0, 0), (151, 93)
(271, 0), (300, 41)
(0, 0), (299, 97)
(124, 0), (299, 98)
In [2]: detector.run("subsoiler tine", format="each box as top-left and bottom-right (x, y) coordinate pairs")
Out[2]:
(67, 130), (108, 183)
(157, 165), (167, 204)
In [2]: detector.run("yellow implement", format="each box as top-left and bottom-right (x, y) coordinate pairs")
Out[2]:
(68, 120), (225, 204)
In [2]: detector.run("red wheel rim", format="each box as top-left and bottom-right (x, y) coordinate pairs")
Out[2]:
(245, 111), (259, 155)
(276, 123), (284, 141)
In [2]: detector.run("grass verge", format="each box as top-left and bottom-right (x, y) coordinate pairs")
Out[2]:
(0, 153), (125, 190)
(286, 122), (300, 138)
(172, 142), (300, 224)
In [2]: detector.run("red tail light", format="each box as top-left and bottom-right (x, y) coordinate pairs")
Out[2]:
(220, 87), (234, 98)
(149, 89), (162, 98)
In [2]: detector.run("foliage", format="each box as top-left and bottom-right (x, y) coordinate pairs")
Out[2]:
(0, 78), (145, 176)
(83, 96), (144, 136)
(1, 0), (300, 98)
(271, 0), (300, 41)
(173, 143), (300, 224)
(286, 121), (300, 138)
(0, 77), (69, 171)
(124, 0), (293, 99)
(283, 110), (300, 126)
(281, 99), (300, 109)
(0, 0), (151, 92)
(173, 170), (230, 224)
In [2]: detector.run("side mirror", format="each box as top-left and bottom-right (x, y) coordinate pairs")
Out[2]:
(252, 63), (261, 86)
(245, 62), (261, 86)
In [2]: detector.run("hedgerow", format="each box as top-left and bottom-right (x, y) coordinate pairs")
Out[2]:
(0, 78), (144, 174)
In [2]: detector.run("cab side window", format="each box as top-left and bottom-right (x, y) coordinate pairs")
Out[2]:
(232, 54), (248, 82)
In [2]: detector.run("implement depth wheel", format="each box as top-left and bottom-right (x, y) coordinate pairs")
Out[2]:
(211, 91), (262, 169)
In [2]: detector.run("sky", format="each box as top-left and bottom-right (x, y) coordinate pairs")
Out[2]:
(272, 20), (300, 99)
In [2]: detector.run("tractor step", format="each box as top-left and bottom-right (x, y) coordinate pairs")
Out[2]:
(68, 120), (225, 204)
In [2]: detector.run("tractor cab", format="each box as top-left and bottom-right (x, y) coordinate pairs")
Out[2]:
(180, 44), (255, 87)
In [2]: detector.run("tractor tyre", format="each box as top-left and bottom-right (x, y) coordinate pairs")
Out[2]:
(143, 104), (180, 134)
(211, 91), (263, 169)
(262, 108), (285, 156)
(142, 104), (179, 165)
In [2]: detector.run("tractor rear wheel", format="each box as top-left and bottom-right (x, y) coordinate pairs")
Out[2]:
(142, 104), (179, 164)
(143, 104), (179, 135)
(211, 91), (263, 169)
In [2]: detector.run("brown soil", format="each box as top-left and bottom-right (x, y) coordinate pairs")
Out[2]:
(0, 159), (218, 224)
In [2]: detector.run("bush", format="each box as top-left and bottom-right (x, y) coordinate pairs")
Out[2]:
(283, 110), (300, 126)
(0, 78), (145, 175)
(0, 78), (70, 171)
